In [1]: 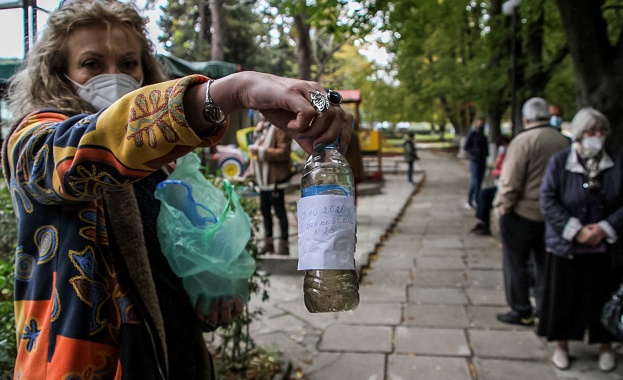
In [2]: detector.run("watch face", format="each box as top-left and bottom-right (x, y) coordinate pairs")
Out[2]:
(203, 104), (226, 124)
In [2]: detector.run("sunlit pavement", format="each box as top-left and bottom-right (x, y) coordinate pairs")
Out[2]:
(230, 149), (623, 380)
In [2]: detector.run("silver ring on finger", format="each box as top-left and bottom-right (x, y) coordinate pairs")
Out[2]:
(326, 90), (343, 105)
(308, 90), (329, 113)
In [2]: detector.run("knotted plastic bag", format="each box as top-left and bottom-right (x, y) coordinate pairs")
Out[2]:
(155, 152), (255, 314)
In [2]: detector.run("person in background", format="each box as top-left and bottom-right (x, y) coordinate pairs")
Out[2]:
(549, 104), (564, 130)
(249, 114), (293, 256)
(538, 107), (623, 372)
(493, 97), (570, 326)
(470, 135), (510, 236)
(403, 132), (419, 184)
(463, 117), (489, 209)
(0, 1), (351, 378)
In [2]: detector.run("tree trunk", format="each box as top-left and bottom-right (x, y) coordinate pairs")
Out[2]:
(555, 0), (623, 148)
(486, 0), (506, 144)
(294, 9), (312, 80)
(210, 0), (224, 61)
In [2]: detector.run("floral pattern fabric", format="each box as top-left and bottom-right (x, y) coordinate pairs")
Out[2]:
(5, 75), (226, 379)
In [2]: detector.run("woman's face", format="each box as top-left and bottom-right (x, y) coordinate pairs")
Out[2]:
(583, 121), (608, 139)
(65, 24), (143, 89)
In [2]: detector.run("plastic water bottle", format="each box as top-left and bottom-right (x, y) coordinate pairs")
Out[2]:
(297, 143), (359, 313)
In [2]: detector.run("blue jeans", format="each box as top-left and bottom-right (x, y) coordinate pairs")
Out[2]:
(407, 159), (414, 183)
(468, 160), (486, 205)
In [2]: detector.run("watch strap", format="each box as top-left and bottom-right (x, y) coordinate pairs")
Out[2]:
(202, 79), (227, 125)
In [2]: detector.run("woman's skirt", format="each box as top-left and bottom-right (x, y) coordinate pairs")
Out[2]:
(537, 252), (622, 343)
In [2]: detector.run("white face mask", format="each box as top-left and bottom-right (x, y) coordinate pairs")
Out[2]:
(581, 136), (605, 157)
(66, 73), (142, 110)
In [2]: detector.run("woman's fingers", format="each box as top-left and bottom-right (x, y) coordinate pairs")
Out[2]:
(239, 75), (350, 154)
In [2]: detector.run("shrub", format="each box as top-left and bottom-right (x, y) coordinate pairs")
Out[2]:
(0, 183), (17, 377)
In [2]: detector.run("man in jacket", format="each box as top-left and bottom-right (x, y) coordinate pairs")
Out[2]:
(463, 117), (489, 209)
(493, 97), (570, 326)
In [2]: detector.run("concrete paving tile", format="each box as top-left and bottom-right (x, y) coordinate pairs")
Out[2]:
(407, 287), (468, 305)
(395, 326), (471, 356)
(319, 324), (392, 352)
(371, 255), (415, 270)
(413, 269), (467, 288)
(359, 281), (408, 302)
(392, 223), (428, 235)
(466, 257), (502, 270)
(466, 289), (507, 306)
(467, 269), (504, 290)
(474, 358), (559, 380)
(252, 332), (315, 368)
(417, 248), (465, 258)
(422, 237), (464, 250)
(416, 256), (466, 270)
(403, 304), (470, 328)
(360, 268), (411, 287)
(337, 302), (402, 325)
(425, 227), (467, 236)
(462, 235), (500, 249)
(381, 236), (424, 250)
(465, 306), (536, 330)
(306, 352), (386, 380)
(248, 313), (311, 336)
(375, 244), (418, 258)
(405, 201), (433, 210)
(276, 300), (338, 329)
(430, 210), (465, 220)
(468, 330), (548, 360)
(387, 355), (473, 380)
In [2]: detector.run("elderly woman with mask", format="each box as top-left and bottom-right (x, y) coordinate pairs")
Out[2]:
(537, 107), (623, 372)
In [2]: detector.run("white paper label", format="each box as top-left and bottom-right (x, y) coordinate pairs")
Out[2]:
(297, 194), (356, 270)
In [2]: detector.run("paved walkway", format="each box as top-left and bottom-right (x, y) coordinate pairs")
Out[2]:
(246, 149), (623, 380)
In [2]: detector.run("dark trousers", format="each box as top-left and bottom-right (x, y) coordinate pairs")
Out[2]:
(407, 159), (414, 183)
(475, 186), (497, 228)
(260, 189), (288, 240)
(468, 160), (487, 205)
(499, 212), (546, 317)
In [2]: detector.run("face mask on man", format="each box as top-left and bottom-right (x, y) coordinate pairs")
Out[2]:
(581, 136), (605, 157)
(550, 115), (563, 129)
(66, 73), (143, 110)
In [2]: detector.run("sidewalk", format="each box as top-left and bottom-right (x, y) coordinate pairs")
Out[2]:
(246, 149), (623, 380)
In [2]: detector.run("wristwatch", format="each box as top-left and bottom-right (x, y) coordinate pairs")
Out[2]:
(202, 79), (227, 125)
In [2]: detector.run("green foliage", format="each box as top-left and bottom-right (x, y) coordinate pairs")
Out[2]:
(0, 186), (17, 263)
(376, 1), (492, 131)
(0, 183), (16, 377)
(202, 176), (276, 378)
(157, 1), (278, 72)
(0, 255), (16, 378)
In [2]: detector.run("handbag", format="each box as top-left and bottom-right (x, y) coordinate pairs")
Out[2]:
(600, 282), (623, 340)
(154, 152), (255, 314)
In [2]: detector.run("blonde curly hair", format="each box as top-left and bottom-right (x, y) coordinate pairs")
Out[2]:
(7, 0), (165, 120)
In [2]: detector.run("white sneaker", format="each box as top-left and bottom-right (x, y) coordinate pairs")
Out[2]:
(464, 202), (473, 210)
(551, 348), (570, 370)
(599, 351), (616, 372)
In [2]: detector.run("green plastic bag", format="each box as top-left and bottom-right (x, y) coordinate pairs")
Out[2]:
(154, 153), (255, 313)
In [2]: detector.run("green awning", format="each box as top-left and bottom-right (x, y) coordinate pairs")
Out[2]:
(157, 54), (239, 79)
(0, 60), (22, 85)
